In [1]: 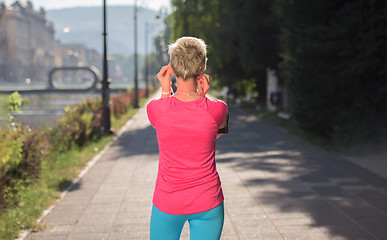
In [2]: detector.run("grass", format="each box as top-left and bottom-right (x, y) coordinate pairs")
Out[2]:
(0, 95), (150, 240)
(0, 94), (8, 115)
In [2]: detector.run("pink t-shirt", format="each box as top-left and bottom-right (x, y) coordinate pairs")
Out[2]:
(147, 96), (228, 215)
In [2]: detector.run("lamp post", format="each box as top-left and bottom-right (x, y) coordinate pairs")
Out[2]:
(133, 0), (139, 108)
(101, 0), (112, 134)
(144, 15), (160, 98)
(144, 22), (149, 98)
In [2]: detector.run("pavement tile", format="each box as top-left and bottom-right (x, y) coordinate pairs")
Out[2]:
(114, 216), (150, 225)
(180, 223), (190, 239)
(278, 225), (323, 234)
(268, 211), (311, 220)
(318, 225), (375, 240)
(27, 234), (68, 240)
(72, 224), (112, 234)
(51, 203), (89, 212)
(66, 232), (109, 240)
(219, 234), (240, 240)
(43, 210), (82, 225)
(76, 214), (116, 226)
(232, 219), (280, 236)
(237, 232), (284, 240)
(272, 217), (315, 226)
(282, 232), (329, 240)
(28, 224), (73, 238)
(108, 231), (149, 240)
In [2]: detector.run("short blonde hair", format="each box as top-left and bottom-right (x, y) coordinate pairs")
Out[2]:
(168, 36), (207, 80)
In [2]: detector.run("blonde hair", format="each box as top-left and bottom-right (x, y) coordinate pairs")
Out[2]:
(168, 36), (207, 80)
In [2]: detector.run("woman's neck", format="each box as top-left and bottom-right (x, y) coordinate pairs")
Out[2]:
(175, 77), (197, 93)
(173, 76), (202, 101)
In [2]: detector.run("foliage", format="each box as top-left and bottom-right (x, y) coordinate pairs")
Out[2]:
(141, 53), (161, 80)
(111, 91), (133, 118)
(154, 27), (172, 67)
(110, 54), (143, 80)
(6, 92), (23, 123)
(0, 127), (48, 209)
(0, 128), (24, 176)
(168, 0), (387, 143)
(168, 0), (280, 100)
(55, 98), (103, 151)
(275, 0), (387, 143)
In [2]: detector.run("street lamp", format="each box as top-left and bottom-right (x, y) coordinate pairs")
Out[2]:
(144, 15), (160, 98)
(101, 0), (112, 134)
(133, 0), (139, 108)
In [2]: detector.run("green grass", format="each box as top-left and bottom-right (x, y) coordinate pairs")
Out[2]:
(0, 94), (8, 115)
(0, 95), (150, 240)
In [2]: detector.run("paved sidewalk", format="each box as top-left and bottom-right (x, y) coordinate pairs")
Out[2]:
(26, 95), (387, 240)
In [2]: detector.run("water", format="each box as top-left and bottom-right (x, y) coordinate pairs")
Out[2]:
(0, 76), (157, 128)
(0, 92), (101, 128)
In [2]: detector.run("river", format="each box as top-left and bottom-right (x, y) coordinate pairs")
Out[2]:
(0, 76), (156, 128)
(1, 91), (110, 128)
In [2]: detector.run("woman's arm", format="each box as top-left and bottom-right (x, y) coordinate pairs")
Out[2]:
(156, 63), (173, 98)
(216, 114), (229, 139)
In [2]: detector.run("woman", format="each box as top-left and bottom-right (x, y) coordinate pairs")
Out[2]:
(147, 36), (229, 240)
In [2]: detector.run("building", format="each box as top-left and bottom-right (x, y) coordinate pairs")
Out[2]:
(55, 43), (102, 70)
(0, 1), (55, 83)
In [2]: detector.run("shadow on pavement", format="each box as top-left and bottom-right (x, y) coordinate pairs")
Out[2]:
(64, 121), (159, 194)
(216, 106), (387, 240)
(106, 124), (159, 160)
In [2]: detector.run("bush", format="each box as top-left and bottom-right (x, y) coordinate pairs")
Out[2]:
(111, 91), (132, 118)
(0, 96), (104, 209)
(0, 127), (48, 209)
(0, 128), (24, 176)
(0, 89), (140, 217)
(54, 98), (103, 151)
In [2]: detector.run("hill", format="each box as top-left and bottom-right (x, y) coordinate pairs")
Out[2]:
(46, 5), (165, 56)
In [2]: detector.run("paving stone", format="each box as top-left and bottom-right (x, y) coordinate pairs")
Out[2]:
(72, 224), (112, 234)
(318, 225), (375, 240)
(108, 231), (149, 240)
(26, 234), (68, 240)
(43, 210), (82, 225)
(66, 232), (109, 240)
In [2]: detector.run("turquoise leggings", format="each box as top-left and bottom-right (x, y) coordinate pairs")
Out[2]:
(150, 202), (224, 240)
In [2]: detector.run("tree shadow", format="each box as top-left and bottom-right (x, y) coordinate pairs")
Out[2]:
(56, 121), (159, 197)
(216, 106), (387, 239)
(103, 123), (159, 159)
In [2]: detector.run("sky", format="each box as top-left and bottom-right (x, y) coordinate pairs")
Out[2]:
(3, 0), (171, 11)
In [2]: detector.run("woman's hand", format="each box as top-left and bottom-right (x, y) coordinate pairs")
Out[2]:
(156, 63), (173, 92)
(197, 74), (210, 96)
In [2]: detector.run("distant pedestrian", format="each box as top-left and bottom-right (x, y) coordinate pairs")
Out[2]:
(147, 36), (229, 240)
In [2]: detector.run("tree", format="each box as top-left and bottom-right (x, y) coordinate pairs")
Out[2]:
(276, 0), (387, 141)
(169, 0), (280, 100)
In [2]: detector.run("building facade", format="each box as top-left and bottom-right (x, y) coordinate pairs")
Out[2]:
(55, 43), (102, 71)
(0, 1), (55, 83)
